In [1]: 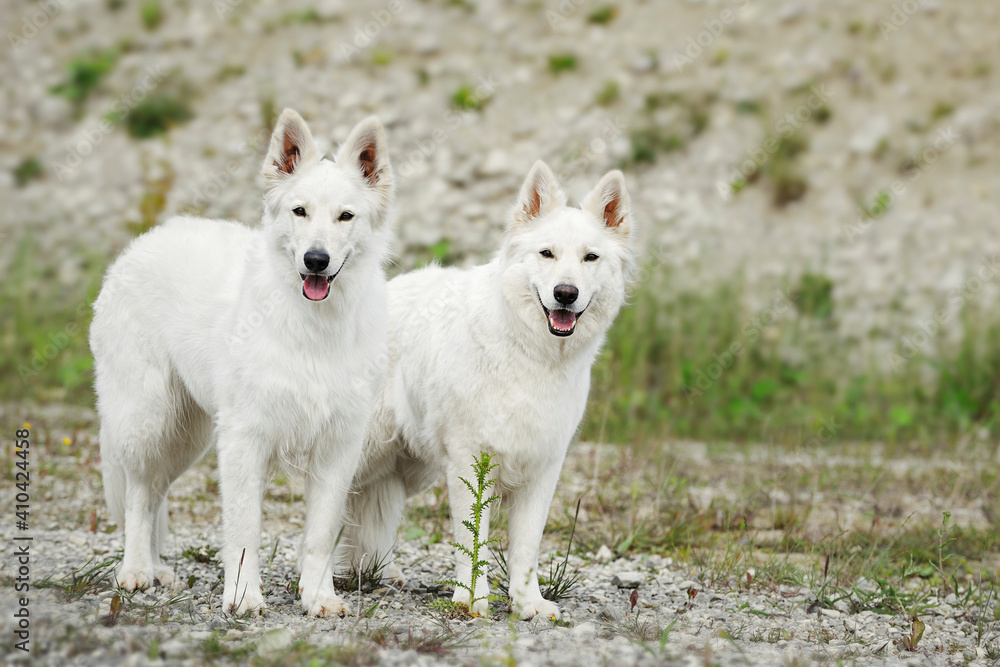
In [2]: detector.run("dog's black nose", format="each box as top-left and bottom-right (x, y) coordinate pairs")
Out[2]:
(553, 284), (579, 305)
(303, 250), (330, 273)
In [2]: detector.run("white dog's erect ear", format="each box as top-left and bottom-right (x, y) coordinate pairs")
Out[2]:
(336, 116), (393, 196)
(511, 160), (566, 227)
(583, 170), (630, 235)
(262, 109), (320, 181)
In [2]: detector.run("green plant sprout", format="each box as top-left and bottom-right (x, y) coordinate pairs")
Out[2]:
(443, 451), (502, 617)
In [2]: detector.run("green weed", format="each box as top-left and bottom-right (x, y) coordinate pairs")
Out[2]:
(51, 49), (117, 110)
(443, 452), (502, 616)
(548, 54), (578, 74)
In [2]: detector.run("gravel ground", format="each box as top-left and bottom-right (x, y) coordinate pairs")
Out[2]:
(1, 404), (997, 665)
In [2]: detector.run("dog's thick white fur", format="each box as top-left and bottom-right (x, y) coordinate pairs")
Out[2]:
(91, 109), (393, 617)
(342, 161), (635, 618)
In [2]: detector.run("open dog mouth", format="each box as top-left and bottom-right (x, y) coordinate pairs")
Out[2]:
(300, 255), (349, 302)
(300, 274), (334, 301)
(537, 292), (585, 337)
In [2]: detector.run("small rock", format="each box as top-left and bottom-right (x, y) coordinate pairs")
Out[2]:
(159, 639), (187, 658)
(594, 545), (614, 562)
(612, 572), (643, 589)
(256, 627), (293, 655)
(849, 114), (890, 155)
(478, 149), (510, 177)
(631, 54), (657, 74)
(777, 1), (805, 22)
(599, 604), (623, 622)
(572, 621), (596, 638)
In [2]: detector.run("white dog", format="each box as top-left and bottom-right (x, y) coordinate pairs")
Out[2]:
(90, 109), (393, 616)
(341, 161), (636, 618)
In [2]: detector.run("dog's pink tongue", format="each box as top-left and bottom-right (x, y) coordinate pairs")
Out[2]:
(550, 309), (577, 331)
(303, 275), (329, 301)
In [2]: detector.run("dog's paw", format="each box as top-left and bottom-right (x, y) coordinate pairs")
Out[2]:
(303, 594), (349, 618)
(383, 563), (406, 588)
(224, 586), (265, 616)
(513, 596), (561, 620)
(154, 565), (176, 588)
(116, 568), (154, 592)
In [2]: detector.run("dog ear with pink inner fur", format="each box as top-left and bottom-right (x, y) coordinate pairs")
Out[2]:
(336, 116), (394, 221)
(261, 109), (320, 182)
(582, 170), (631, 236)
(510, 160), (567, 228)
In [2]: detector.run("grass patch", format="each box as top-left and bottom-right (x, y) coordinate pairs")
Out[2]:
(630, 128), (684, 162)
(0, 235), (106, 404)
(51, 49), (117, 110)
(366, 623), (472, 655)
(37, 557), (119, 600)
(627, 93), (711, 163)
(931, 101), (955, 121)
(583, 263), (1000, 446)
(335, 551), (390, 594)
(140, 0), (163, 30)
(587, 5), (617, 24)
(215, 64), (246, 81)
(548, 53), (578, 74)
(181, 544), (219, 564)
(735, 99), (763, 115)
(451, 85), (490, 112)
(864, 189), (893, 218)
(595, 80), (620, 107)
(119, 89), (194, 139)
(13, 156), (44, 187)
(125, 166), (175, 236)
(766, 133), (809, 206)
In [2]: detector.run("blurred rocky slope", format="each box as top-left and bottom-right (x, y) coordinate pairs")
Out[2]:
(3, 0), (999, 356)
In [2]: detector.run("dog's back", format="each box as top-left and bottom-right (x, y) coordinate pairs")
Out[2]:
(92, 216), (254, 417)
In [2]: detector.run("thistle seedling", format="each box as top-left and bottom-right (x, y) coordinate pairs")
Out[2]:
(443, 451), (502, 617)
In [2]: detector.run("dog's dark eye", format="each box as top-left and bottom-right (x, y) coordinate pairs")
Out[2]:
(539, 249), (554, 258)
(584, 253), (600, 262)
(292, 207), (307, 217)
(339, 211), (354, 221)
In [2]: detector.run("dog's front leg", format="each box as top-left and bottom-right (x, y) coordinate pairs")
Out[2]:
(298, 446), (359, 617)
(218, 434), (267, 615)
(446, 459), (492, 615)
(506, 462), (563, 619)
